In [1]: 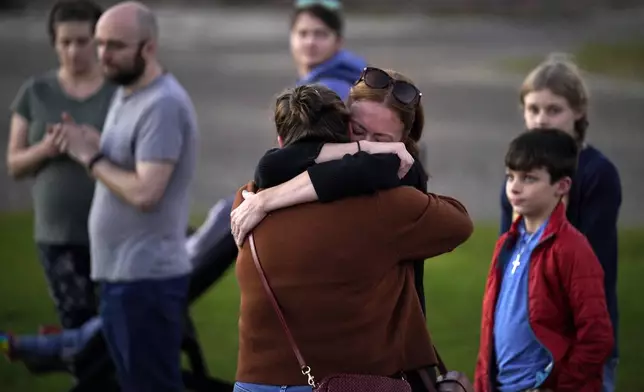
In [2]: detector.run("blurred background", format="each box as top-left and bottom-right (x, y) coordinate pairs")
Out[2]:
(1, 0), (643, 222)
(0, 1), (643, 391)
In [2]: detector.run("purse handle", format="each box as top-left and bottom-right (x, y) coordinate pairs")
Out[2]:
(249, 234), (318, 387)
(248, 233), (447, 390)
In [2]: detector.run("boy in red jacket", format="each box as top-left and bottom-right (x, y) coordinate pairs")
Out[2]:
(475, 128), (613, 392)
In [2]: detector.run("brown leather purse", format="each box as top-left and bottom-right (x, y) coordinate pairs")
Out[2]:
(248, 234), (474, 392)
(430, 350), (475, 392)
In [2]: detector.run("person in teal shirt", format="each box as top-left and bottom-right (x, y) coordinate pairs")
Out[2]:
(6, 0), (116, 330)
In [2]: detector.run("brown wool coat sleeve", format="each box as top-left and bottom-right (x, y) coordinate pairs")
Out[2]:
(378, 187), (474, 261)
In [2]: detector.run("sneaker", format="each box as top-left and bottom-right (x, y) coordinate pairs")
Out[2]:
(0, 331), (15, 361)
(38, 325), (62, 335)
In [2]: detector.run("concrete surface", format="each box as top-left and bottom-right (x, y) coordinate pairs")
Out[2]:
(1, 7), (642, 226)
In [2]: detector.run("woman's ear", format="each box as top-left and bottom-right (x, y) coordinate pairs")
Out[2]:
(277, 135), (284, 148)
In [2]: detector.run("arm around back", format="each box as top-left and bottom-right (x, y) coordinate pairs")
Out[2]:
(380, 187), (474, 261)
(254, 141), (325, 189)
(309, 152), (401, 202)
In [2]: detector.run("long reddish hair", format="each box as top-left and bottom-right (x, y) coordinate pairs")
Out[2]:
(347, 69), (425, 157)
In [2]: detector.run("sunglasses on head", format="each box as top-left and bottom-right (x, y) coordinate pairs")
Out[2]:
(356, 67), (422, 106)
(295, 0), (342, 10)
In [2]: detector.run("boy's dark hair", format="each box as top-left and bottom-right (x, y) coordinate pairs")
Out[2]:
(290, 4), (344, 37)
(505, 128), (579, 183)
(47, 0), (103, 45)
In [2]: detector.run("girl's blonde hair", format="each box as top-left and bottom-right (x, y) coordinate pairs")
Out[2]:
(520, 53), (590, 143)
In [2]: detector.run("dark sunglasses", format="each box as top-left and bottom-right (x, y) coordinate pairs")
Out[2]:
(355, 67), (422, 106)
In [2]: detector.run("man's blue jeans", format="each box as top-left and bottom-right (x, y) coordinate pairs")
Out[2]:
(100, 274), (189, 392)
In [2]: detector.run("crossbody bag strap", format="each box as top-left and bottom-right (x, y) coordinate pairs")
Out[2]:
(417, 345), (450, 392)
(248, 234), (317, 386)
(433, 345), (449, 376)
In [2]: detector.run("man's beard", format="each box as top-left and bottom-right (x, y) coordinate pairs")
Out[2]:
(106, 48), (146, 86)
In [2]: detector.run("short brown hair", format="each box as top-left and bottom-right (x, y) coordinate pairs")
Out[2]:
(347, 69), (425, 157)
(520, 53), (589, 143)
(274, 84), (350, 147)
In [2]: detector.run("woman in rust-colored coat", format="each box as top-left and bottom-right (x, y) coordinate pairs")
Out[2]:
(232, 84), (473, 392)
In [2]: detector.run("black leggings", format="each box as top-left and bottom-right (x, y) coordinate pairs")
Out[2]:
(37, 243), (98, 329)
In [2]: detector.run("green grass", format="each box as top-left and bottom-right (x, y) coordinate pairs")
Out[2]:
(500, 39), (644, 82)
(1, 211), (643, 391)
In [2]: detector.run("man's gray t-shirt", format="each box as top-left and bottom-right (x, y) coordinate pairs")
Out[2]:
(89, 74), (198, 282)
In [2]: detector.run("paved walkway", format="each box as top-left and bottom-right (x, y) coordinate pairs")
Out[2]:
(1, 7), (642, 225)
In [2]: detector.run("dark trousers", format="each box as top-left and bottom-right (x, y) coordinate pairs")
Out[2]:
(37, 243), (98, 329)
(100, 274), (190, 392)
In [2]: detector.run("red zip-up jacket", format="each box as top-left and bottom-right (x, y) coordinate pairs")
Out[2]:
(475, 202), (613, 392)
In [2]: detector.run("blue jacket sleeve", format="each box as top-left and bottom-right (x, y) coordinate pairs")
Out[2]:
(499, 181), (512, 236)
(575, 159), (622, 358)
(317, 78), (352, 101)
(577, 161), (622, 294)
